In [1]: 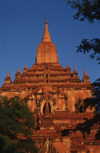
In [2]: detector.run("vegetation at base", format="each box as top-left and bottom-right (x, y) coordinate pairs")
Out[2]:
(0, 96), (38, 153)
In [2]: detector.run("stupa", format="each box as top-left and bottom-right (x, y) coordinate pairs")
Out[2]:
(0, 19), (100, 153)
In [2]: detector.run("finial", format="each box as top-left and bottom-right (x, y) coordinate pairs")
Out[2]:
(73, 65), (78, 75)
(24, 62), (27, 69)
(83, 68), (90, 82)
(45, 18), (48, 24)
(15, 67), (21, 77)
(7, 69), (10, 77)
(67, 62), (69, 68)
(73, 65), (76, 72)
(84, 68), (87, 76)
(18, 67), (20, 73)
(42, 19), (52, 42)
(84, 68), (86, 74)
(23, 62), (27, 72)
(4, 69), (11, 84)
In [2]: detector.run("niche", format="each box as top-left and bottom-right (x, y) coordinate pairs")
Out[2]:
(43, 102), (51, 114)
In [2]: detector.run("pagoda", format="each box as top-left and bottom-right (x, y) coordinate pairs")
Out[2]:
(0, 19), (100, 153)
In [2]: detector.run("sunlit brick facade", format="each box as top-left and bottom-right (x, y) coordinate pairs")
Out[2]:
(0, 20), (100, 153)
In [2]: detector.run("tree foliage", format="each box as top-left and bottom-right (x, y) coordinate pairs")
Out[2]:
(64, 0), (100, 140)
(66, 0), (100, 22)
(0, 96), (38, 153)
(66, 0), (100, 106)
(77, 38), (100, 63)
(93, 78), (100, 112)
(66, 0), (100, 63)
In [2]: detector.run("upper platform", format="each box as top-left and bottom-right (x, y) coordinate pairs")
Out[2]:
(1, 20), (91, 91)
(36, 19), (59, 64)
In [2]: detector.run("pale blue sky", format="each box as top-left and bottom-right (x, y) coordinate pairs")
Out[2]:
(0, 0), (99, 86)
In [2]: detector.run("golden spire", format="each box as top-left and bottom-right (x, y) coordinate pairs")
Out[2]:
(83, 68), (90, 82)
(84, 68), (88, 76)
(24, 62), (27, 70)
(23, 62), (27, 73)
(24, 62), (27, 69)
(73, 65), (78, 75)
(36, 19), (59, 64)
(67, 62), (69, 68)
(4, 69), (11, 84)
(17, 67), (20, 73)
(7, 69), (10, 78)
(15, 67), (21, 77)
(66, 62), (71, 72)
(42, 19), (52, 42)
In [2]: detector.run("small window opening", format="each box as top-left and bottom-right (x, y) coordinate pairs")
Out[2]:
(46, 74), (48, 83)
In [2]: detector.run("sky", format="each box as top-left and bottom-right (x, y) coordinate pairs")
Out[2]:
(0, 0), (99, 87)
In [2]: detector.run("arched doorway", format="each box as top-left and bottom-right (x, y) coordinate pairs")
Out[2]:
(43, 102), (51, 114)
